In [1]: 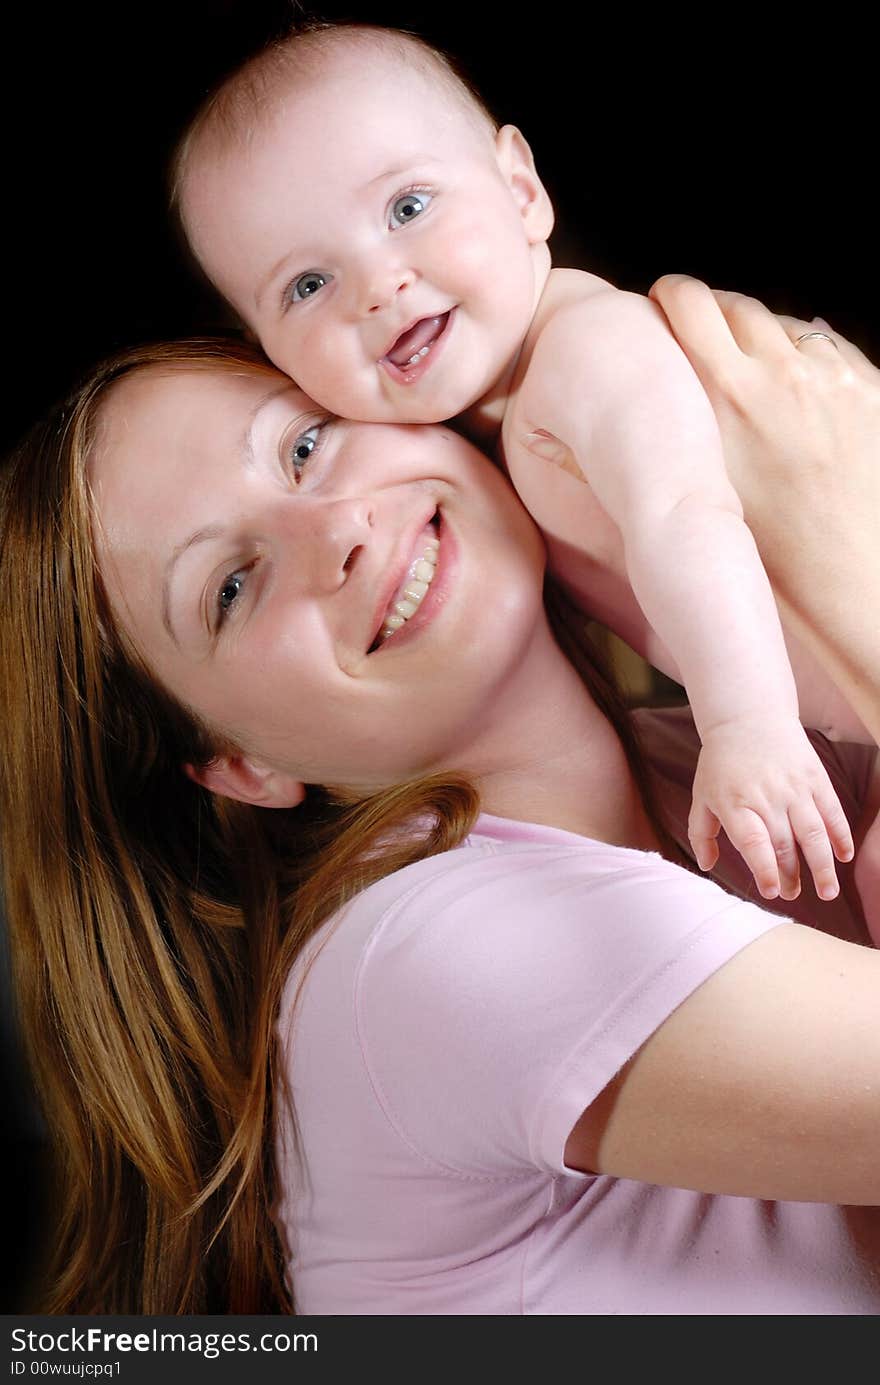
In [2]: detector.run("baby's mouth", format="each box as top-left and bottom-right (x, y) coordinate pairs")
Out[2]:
(384, 313), (450, 368)
(370, 518), (440, 650)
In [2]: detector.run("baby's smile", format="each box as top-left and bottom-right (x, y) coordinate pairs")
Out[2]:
(380, 309), (455, 384)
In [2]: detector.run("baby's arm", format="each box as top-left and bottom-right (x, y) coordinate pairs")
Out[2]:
(519, 288), (854, 900)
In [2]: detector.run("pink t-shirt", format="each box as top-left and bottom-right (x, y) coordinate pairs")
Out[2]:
(275, 710), (880, 1314)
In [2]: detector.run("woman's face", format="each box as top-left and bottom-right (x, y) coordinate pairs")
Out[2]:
(89, 365), (547, 797)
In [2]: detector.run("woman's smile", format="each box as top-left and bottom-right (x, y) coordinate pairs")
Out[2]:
(370, 511), (447, 651)
(89, 363), (546, 795)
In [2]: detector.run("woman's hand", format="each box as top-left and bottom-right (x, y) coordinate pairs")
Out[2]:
(648, 275), (880, 745)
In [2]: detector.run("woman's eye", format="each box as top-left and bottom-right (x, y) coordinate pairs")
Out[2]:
(389, 190), (432, 228)
(290, 270), (333, 303)
(287, 423), (323, 481)
(216, 570), (246, 625)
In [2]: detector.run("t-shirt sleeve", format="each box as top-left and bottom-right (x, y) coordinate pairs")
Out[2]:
(354, 844), (784, 1181)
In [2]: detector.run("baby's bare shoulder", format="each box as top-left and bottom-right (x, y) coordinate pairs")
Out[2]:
(515, 274), (660, 430)
(545, 265), (618, 305)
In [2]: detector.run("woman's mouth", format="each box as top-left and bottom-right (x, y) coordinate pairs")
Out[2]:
(372, 518), (441, 648)
(380, 311), (453, 384)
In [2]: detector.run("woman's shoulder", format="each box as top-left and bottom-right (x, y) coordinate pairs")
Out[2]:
(278, 813), (783, 1183)
(280, 810), (775, 1038)
(311, 810), (723, 952)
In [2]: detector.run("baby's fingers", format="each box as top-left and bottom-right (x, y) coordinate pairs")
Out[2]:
(816, 785), (855, 865)
(723, 807), (792, 901)
(788, 800), (841, 901)
(687, 800), (721, 873)
(790, 786), (854, 903)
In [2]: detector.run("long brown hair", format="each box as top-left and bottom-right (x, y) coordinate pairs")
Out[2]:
(0, 338), (661, 1313)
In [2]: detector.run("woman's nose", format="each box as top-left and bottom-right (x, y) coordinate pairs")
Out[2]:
(281, 496), (374, 591)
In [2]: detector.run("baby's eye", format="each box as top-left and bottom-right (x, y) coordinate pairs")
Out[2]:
(290, 270), (334, 303)
(286, 422), (325, 482)
(388, 191), (432, 228)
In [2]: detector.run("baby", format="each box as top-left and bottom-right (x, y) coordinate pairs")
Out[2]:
(174, 22), (875, 907)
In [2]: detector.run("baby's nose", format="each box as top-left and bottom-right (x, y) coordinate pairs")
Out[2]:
(364, 263), (416, 315)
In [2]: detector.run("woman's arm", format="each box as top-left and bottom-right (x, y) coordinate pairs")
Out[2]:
(648, 275), (880, 746)
(572, 288), (880, 1199)
(567, 921), (880, 1204)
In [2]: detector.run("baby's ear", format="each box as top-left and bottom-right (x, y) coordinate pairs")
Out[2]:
(494, 125), (555, 244)
(183, 754), (306, 808)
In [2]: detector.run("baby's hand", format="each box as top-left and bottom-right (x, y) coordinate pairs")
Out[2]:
(690, 716), (855, 901)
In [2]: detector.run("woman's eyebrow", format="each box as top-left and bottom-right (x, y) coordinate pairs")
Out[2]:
(161, 383), (308, 644)
(162, 526), (225, 647)
(240, 382), (297, 468)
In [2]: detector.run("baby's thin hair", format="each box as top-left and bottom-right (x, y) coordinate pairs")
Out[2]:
(172, 21), (498, 216)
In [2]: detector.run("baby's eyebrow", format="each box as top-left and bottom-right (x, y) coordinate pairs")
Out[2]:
(361, 157), (442, 191)
(363, 163), (416, 190)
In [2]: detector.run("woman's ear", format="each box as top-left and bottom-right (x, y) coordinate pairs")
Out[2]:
(183, 754), (306, 808)
(494, 125), (555, 244)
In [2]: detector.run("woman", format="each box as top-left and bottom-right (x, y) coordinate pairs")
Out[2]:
(2, 284), (879, 1315)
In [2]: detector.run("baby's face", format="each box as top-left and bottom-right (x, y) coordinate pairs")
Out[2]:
(182, 57), (548, 424)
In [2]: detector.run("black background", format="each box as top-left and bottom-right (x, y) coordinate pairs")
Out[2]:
(2, 0), (877, 1310)
(3, 1), (878, 453)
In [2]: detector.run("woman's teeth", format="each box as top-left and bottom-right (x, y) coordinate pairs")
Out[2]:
(378, 534), (440, 643)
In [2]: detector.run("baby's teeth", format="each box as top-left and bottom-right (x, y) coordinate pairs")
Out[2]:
(413, 559), (434, 582)
(404, 579), (429, 601)
(395, 598), (419, 619)
(406, 344), (433, 366)
(382, 614), (405, 634)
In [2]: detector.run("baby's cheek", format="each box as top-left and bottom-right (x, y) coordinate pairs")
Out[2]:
(262, 325), (306, 385)
(449, 215), (501, 276)
(454, 202), (523, 268)
(448, 210), (535, 329)
(286, 335), (397, 423)
(266, 325), (350, 412)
